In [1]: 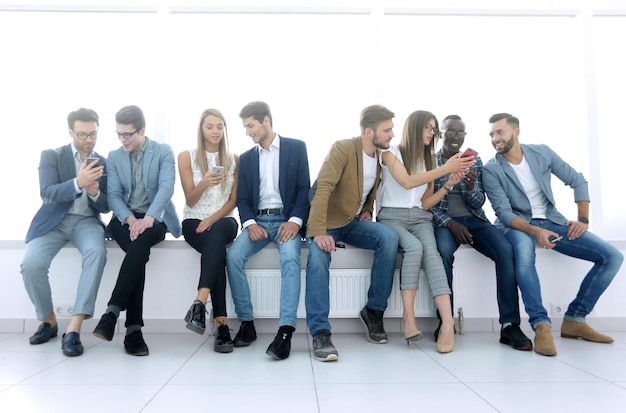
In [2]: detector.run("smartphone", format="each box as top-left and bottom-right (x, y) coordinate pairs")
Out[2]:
(460, 148), (478, 158)
(211, 166), (225, 176)
(86, 157), (99, 164)
(335, 243), (346, 249)
(549, 235), (563, 243)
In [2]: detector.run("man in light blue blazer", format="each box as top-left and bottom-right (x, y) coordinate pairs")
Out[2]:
(483, 113), (623, 357)
(226, 101), (310, 360)
(93, 105), (181, 356)
(21, 108), (108, 357)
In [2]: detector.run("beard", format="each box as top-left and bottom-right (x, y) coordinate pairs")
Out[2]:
(372, 131), (390, 150)
(495, 134), (515, 154)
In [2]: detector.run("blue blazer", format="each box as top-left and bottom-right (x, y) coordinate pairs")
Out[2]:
(26, 144), (109, 242)
(237, 136), (310, 234)
(482, 143), (589, 233)
(107, 137), (181, 238)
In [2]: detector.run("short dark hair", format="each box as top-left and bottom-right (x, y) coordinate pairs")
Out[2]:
(115, 105), (146, 130)
(442, 114), (462, 123)
(360, 105), (395, 134)
(489, 113), (519, 128)
(67, 108), (99, 129)
(239, 101), (272, 127)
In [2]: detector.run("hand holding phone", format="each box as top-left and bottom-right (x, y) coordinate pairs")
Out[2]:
(549, 235), (563, 243)
(460, 148), (478, 158)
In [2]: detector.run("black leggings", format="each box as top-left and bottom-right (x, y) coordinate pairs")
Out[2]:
(182, 217), (237, 318)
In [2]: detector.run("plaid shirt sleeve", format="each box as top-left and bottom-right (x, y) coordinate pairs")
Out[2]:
(430, 152), (489, 227)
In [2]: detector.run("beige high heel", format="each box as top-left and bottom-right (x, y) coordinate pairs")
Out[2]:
(436, 322), (455, 353)
(401, 320), (423, 345)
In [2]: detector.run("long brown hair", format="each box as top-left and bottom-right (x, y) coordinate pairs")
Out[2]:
(398, 110), (439, 176)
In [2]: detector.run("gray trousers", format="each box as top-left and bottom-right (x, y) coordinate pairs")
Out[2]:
(20, 214), (107, 321)
(378, 207), (450, 296)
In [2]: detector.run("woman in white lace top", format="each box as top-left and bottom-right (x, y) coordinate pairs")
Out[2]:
(178, 109), (239, 353)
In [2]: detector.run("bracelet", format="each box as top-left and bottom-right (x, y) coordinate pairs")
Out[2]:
(578, 217), (589, 224)
(443, 184), (453, 192)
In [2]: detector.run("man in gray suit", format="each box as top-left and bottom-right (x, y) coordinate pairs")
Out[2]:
(93, 105), (181, 356)
(21, 108), (108, 357)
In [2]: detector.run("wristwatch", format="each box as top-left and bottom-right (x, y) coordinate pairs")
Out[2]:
(444, 184), (453, 192)
(578, 217), (589, 224)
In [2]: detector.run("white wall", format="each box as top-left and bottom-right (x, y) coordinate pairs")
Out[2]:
(0, 0), (624, 240)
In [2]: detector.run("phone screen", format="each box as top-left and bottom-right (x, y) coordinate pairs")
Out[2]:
(212, 166), (225, 176)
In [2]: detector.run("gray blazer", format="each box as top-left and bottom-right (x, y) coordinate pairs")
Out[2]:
(26, 144), (108, 242)
(482, 143), (589, 233)
(106, 137), (181, 237)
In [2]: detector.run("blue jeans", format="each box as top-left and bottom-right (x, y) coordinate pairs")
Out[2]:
(305, 218), (399, 336)
(506, 219), (623, 330)
(21, 214), (107, 321)
(435, 216), (521, 325)
(226, 214), (301, 328)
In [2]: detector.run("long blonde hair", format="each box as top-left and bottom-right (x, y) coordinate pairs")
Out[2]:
(195, 109), (232, 191)
(398, 110), (439, 176)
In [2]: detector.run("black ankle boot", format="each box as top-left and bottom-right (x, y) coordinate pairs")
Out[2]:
(184, 301), (206, 335)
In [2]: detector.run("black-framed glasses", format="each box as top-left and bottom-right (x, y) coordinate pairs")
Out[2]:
(117, 129), (139, 140)
(424, 125), (439, 134)
(443, 130), (467, 139)
(72, 130), (98, 140)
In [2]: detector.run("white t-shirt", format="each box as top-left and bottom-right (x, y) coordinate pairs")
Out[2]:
(358, 150), (378, 215)
(510, 155), (548, 219)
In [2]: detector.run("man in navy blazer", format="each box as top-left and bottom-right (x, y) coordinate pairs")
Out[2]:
(483, 113), (623, 357)
(93, 105), (181, 356)
(226, 101), (310, 360)
(20, 108), (108, 357)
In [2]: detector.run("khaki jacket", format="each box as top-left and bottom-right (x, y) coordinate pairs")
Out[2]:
(307, 137), (381, 237)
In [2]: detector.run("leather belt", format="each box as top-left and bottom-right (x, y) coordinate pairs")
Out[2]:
(257, 208), (282, 216)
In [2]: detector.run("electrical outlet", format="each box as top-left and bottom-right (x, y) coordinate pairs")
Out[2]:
(550, 303), (566, 317)
(54, 304), (73, 317)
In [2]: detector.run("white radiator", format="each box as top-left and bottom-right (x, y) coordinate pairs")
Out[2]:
(226, 269), (435, 318)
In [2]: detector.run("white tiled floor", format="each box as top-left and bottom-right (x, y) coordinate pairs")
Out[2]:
(1, 329), (626, 413)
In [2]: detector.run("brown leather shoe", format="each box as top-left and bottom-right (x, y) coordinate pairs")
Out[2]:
(561, 320), (614, 343)
(534, 324), (557, 356)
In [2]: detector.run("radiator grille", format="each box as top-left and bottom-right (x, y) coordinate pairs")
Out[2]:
(226, 269), (435, 318)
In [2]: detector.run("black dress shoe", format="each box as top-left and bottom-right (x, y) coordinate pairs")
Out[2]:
(62, 332), (84, 357)
(266, 325), (295, 360)
(214, 324), (234, 353)
(124, 330), (149, 356)
(93, 312), (117, 341)
(233, 320), (257, 347)
(184, 301), (206, 335)
(500, 323), (533, 351)
(29, 322), (58, 345)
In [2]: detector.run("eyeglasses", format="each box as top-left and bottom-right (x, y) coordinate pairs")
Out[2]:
(72, 130), (98, 140)
(443, 130), (467, 139)
(117, 129), (139, 140)
(424, 125), (439, 134)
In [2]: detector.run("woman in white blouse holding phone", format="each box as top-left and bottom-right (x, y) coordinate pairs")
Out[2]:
(178, 109), (239, 353)
(377, 110), (474, 353)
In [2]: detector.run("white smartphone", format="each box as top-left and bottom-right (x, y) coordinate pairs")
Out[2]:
(549, 235), (563, 243)
(211, 166), (225, 176)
